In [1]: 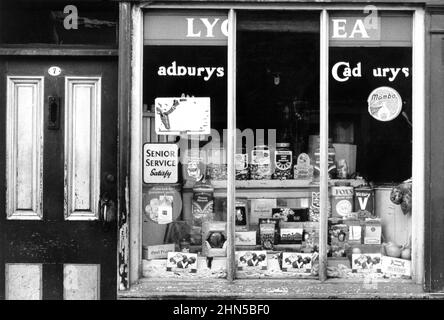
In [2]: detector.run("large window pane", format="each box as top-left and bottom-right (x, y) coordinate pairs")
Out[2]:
(327, 11), (413, 281)
(142, 10), (228, 279)
(235, 11), (320, 279)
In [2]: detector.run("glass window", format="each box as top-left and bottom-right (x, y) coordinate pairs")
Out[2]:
(142, 10), (228, 279)
(235, 11), (320, 279)
(327, 10), (413, 280)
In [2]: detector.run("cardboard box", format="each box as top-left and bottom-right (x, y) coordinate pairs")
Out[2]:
(235, 231), (257, 246)
(202, 221), (227, 257)
(279, 222), (303, 244)
(381, 256), (411, 277)
(364, 219), (382, 244)
(143, 243), (176, 260)
(351, 253), (382, 273)
(282, 252), (313, 273)
(166, 252), (198, 273)
(236, 251), (268, 270)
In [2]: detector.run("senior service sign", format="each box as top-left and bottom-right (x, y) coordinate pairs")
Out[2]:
(143, 143), (179, 184)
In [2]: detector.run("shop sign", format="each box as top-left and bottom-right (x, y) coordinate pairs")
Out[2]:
(144, 12), (228, 46)
(330, 16), (380, 41)
(367, 86), (402, 122)
(155, 97), (211, 135)
(143, 143), (178, 184)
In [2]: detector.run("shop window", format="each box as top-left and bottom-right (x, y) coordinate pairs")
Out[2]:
(138, 8), (418, 285)
(142, 11), (228, 279)
(234, 11), (321, 278)
(0, 0), (117, 46)
(327, 11), (413, 280)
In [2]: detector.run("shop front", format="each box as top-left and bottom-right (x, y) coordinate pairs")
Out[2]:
(117, 0), (441, 299)
(2, 0), (444, 300)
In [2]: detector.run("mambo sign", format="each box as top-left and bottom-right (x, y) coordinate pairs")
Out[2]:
(145, 12), (228, 46)
(143, 143), (178, 184)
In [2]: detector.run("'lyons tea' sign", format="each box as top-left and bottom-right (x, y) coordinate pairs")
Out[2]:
(143, 143), (178, 184)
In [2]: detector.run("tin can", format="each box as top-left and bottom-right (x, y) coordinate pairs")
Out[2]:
(250, 145), (271, 180)
(331, 185), (354, 218)
(354, 186), (375, 219)
(273, 143), (293, 180)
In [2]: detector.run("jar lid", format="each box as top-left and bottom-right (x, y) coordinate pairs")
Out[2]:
(276, 143), (290, 148)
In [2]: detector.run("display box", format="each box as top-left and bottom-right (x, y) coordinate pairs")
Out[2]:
(166, 252), (198, 273)
(272, 208), (309, 222)
(329, 223), (349, 245)
(235, 199), (249, 231)
(202, 221), (227, 257)
(344, 220), (362, 244)
(143, 243), (175, 260)
(250, 199), (277, 225)
(235, 231), (257, 246)
(279, 222), (303, 244)
(351, 253), (382, 273)
(364, 219), (382, 244)
(381, 256), (411, 277)
(259, 218), (279, 250)
(281, 252), (313, 273)
(236, 251), (268, 270)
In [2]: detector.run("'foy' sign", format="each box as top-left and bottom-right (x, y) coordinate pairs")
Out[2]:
(143, 143), (178, 184)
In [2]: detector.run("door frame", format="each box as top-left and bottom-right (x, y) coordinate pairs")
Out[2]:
(125, 1), (426, 290)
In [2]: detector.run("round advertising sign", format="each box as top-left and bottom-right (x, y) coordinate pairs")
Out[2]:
(367, 86), (403, 122)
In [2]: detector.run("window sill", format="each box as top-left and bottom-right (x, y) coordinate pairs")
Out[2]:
(118, 278), (429, 300)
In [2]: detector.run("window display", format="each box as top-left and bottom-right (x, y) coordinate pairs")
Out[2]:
(142, 11), (229, 279)
(139, 9), (416, 284)
(327, 11), (413, 280)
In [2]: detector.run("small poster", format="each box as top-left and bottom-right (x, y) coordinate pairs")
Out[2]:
(367, 86), (402, 122)
(143, 185), (182, 224)
(166, 252), (198, 273)
(236, 251), (268, 270)
(155, 97), (210, 135)
(143, 143), (178, 184)
(282, 253), (313, 272)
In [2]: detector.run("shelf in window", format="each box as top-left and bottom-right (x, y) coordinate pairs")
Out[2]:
(183, 179), (366, 190)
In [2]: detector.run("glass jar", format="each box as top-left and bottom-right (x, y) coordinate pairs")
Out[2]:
(250, 145), (272, 180)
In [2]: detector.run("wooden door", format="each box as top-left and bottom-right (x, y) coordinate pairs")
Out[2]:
(0, 56), (118, 300)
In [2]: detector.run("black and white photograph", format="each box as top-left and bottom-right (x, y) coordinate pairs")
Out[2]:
(0, 0), (443, 313)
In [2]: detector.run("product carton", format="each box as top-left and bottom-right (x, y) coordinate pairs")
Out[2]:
(364, 219), (382, 244)
(381, 256), (411, 277)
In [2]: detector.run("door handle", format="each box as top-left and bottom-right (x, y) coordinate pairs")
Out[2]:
(99, 192), (116, 230)
(48, 96), (61, 130)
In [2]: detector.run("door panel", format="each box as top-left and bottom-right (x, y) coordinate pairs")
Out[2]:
(65, 77), (101, 220)
(0, 57), (118, 300)
(6, 77), (44, 220)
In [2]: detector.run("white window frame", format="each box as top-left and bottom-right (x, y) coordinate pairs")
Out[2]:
(128, 2), (425, 287)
